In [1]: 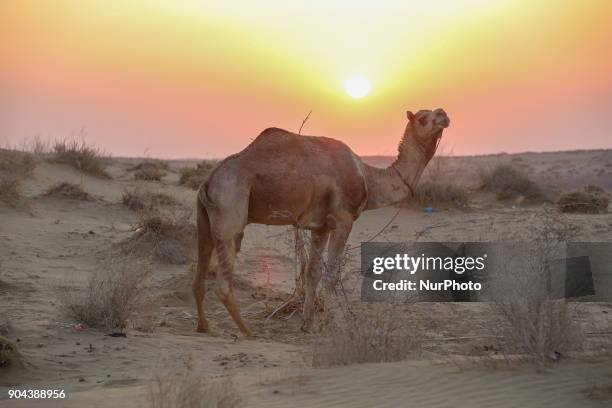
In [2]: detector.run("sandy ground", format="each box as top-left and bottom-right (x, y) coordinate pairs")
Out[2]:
(1, 150), (612, 407)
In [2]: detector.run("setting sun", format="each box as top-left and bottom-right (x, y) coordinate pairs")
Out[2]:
(344, 75), (371, 98)
(1, 0), (611, 157)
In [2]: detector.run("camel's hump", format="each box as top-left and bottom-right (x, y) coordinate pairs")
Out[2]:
(252, 127), (349, 151)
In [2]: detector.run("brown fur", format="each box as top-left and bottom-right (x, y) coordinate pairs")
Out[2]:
(193, 109), (450, 335)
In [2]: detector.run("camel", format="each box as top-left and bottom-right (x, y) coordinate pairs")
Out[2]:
(193, 108), (450, 336)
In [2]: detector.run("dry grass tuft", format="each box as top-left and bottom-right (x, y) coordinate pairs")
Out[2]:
(51, 138), (110, 178)
(410, 152), (469, 208)
(0, 316), (11, 337)
(414, 180), (469, 208)
(122, 187), (177, 211)
(148, 372), (243, 408)
(492, 299), (580, 364)
(489, 211), (583, 364)
(557, 185), (609, 214)
(0, 335), (20, 369)
(59, 258), (151, 330)
(312, 301), (421, 367)
(43, 182), (92, 201)
(129, 160), (169, 172)
(122, 203), (195, 264)
(179, 160), (217, 190)
(480, 164), (543, 202)
(0, 175), (23, 207)
(0, 149), (37, 207)
(583, 380), (612, 401)
(131, 161), (168, 181)
(0, 149), (37, 175)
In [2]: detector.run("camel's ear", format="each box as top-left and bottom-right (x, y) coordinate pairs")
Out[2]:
(406, 111), (415, 122)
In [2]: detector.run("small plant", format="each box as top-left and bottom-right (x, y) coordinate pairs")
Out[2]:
(312, 301), (421, 367)
(179, 160), (217, 190)
(60, 259), (151, 330)
(0, 175), (22, 207)
(480, 164), (543, 202)
(409, 150), (469, 208)
(557, 185), (609, 214)
(0, 149), (37, 207)
(147, 372), (243, 408)
(122, 187), (177, 211)
(122, 203), (195, 264)
(43, 182), (92, 201)
(0, 335), (20, 369)
(0, 315), (11, 336)
(135, 207), (193, 240)
(583, 380), (612, 401)
(129, 160), (169, 172)
(131, 161), (168, 181)
(51, 137), (110, 178)
(0, 149), (37, 175)
(414, 180), (469, 208)
(28, 137), (52, 156)
(489, 210), (583, 364)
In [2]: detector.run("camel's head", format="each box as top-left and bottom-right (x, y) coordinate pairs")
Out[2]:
(404, 108), (450, 160)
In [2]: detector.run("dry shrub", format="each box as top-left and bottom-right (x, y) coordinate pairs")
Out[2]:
(0, 175), (22, 207)
(583, 380), (612, 401)
(410, 151), (469, 208)
(60, 258), (151, 330)
(51, 138), (110, 178)
(0, 316), (11, 337)
(492, 299), (579, 363)
(312, 300), (421, 367)
(122, 187), (177, 211)
(0, 149), (37, 207)
(557, 185), (609, 214)
(480, 164), (543, 202)
(131, 161), (168, 181)
(27, 137), (52, 156)
(414, 180), (469, 208)
(148, 372), (242, 408)
(43, 182), (92, 200)
(124, 204), (195, 264)
(0, 149), (37, 175)
(129, 160), (169, 172)
(179, 160), (217, 190)
(489, 211), (583, 364)
(0, 336), (20, 369)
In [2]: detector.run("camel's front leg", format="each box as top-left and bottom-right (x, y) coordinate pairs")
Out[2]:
(325, 216), (353, 292)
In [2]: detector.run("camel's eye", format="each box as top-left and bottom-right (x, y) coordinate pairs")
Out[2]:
(418, 116), (428, 126)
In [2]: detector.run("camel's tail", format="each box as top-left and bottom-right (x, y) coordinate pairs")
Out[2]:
(196, 188), (215, 278)
(193, 185), (215, 333)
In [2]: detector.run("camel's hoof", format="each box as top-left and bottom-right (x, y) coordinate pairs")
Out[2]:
(196, 323), (209, 333)
(300, 323), (312, 333)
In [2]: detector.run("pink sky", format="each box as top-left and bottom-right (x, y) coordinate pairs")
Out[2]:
(1, 1), (611, 158)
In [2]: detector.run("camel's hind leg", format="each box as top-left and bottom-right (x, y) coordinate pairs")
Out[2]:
(301, 229), (329, 332)
(214, 237), (253, 336)
(193, 198), (213, 333)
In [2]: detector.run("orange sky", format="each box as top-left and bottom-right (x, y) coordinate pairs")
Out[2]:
(1, 0), (611, 158)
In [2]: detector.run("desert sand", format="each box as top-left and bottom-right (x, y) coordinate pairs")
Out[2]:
(1, 149), (612, 407)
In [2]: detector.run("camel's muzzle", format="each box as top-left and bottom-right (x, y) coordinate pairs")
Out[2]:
(433, 108), (450, 129)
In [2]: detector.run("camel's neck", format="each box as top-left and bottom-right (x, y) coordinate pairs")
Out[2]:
(362, 127), (431, 210)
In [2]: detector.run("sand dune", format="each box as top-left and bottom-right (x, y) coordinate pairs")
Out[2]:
(1, 149), (611, 407)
